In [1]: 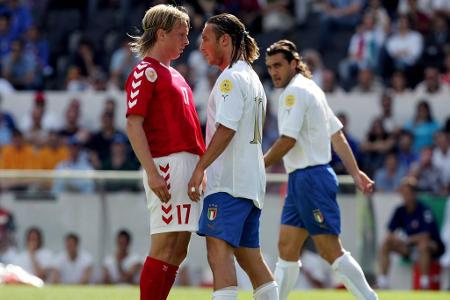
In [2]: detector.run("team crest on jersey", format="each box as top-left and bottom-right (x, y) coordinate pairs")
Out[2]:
(284, 94), (296, 108)
(207, 205), (218, 221)
(219, 79), (233, 94)
(145, 67), (158, 82)
(313, 209), (324, 224)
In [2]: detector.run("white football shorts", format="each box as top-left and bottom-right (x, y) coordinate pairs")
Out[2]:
(143, 152), (201, 234)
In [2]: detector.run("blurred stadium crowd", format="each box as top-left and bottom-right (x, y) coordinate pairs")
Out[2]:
(0, 0), (449, 289)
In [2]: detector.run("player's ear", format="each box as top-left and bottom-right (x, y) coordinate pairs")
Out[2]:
(220, 33), (230, 48)
(156, 28), (166, 41)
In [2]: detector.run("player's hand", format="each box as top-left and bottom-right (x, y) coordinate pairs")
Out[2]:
(188, 166), (204, 202)
(148, 171), (171, 203)
(353, 170), (374, 195)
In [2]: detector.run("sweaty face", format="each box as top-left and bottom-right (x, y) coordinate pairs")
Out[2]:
(163, 20), (189, 60)
(200, 23), (224, 67)
(266, 53), (296, 88)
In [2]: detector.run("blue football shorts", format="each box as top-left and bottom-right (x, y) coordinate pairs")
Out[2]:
(281, 164), (341, 236)
(198, 192), (261, 248)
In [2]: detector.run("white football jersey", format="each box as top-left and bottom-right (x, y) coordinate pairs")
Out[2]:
(205, 61), (267, 208)
(278, 74), (343, 173)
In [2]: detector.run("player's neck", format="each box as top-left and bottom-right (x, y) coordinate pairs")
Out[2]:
(145, 48), (171, 67)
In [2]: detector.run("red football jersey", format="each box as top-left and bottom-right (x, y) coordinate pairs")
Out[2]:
(125, 57), (205, 158)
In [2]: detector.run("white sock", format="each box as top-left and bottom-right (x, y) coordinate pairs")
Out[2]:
(376, 274), (389, 289)
(331, 252), (378, 300)
(253, 281), (278, 300)
(420, 275), (430, 289)
(212, 286), (238, 300)
(274, 257), (301, 300)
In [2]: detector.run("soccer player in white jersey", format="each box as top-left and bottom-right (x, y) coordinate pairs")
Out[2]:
(187, 13), (278, 300)
(264, 40), (378, 300)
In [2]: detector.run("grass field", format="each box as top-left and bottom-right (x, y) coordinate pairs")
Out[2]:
(1, 286), (449, 300)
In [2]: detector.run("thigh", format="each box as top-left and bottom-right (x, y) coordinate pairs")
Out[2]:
(198, 193), (254, 248)
(278, 224), (309, 261)
(296, 166), (341, 236)
(144, 152), (201, 235)
(235, 247), (273, 288)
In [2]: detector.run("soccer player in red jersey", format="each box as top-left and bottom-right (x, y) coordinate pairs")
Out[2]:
(125, 4), (205, 300)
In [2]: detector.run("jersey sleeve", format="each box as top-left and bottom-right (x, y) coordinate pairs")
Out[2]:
(326, 104), (343, 136)
(279, 87), (307, 140)
(214, 73), (243, 131)
(125, 63), (156, 117)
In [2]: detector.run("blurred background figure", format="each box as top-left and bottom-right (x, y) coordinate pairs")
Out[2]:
(0, 205), (16, 264)
(50, 233), (93, 284)
(13, 227), (53, 282)
(102, 229), (142, 285)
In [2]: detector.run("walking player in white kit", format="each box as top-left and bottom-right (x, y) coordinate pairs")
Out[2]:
(125, 4), (205, 300)
(264, 40), (378, 300)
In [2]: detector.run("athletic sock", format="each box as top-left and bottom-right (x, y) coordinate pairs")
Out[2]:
(376, 274), (389, 289)
(419, 275), (430, 289)
(253, 281), (279, 300)
(140, 256), (169, 300)
(331, 252), (378, 300)
(274, 257), (301, 300)
(160, 262), (179, 300)
(212, 286), (238, 300)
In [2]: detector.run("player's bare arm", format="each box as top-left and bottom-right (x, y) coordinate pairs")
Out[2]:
(331, 130), (374, 195)
(188, 124), (235, 201)
(126, 114), (170, 202)
(264, 135), (296, 168)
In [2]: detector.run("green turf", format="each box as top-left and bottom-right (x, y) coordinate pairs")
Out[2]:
(0, 286), (449, 300)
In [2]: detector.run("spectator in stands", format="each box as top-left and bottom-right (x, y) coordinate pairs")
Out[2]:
(2, 38), (37, 90)
(318, 0), (364, 51)
(108, 37), (139, 90)
(21, 103), (48, 148)
(351, 67), (383, 93)
(50, 233), (93, 284)
(65, 66), (91, 91)
(384, 14), (423, 85)
(38, 130), (69, 170)
(445, 117), (450, 135)
(20, 92), (62, 133)
(0, 94), (16, 146)
(400, 0), (431, 35)
(3, 0), (33, 37)
(409, 146), (446, 195)
(339, 10), (385, 90)
(0, 11), (18, 59)
(431, 130), (450, 188)
(0, 206), (16, 264)
(321, 69), (345, 95)
(303, 49), (325, 88)
(69, 38), (101, 81)
(415, 66), (450, 98)
(52, 136), (95, 194)
(367, 0), (391, 34)
(102, 229), (142, 284)
(360, 117), (395, 176)
(87, 111), (125, 169)
(377, 91), (398, 134)
(330, 112), (360, 175)
(0, 128), (39, 191)
(421, 14), (449, 68)
(13, 227), (53, 281)
(24, 25), (51, 80)
(100, 133), (139, 192)
(389, 71), (411, 95)
(58, 98), (90, 144)
(378, 177), (445, 290)
(374, 152), (407, 192)
(396, 130), (419, 170)
(404, 100), (440, 152)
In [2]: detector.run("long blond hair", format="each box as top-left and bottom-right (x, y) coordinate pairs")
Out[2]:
(129, 4), (189, 59)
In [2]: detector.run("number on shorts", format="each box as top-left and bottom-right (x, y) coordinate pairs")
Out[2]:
(176, 204), (191, 224)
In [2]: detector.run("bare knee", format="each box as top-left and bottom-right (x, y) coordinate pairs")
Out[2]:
(207, 241), (234, 271)
(278, 238), (300, 261)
